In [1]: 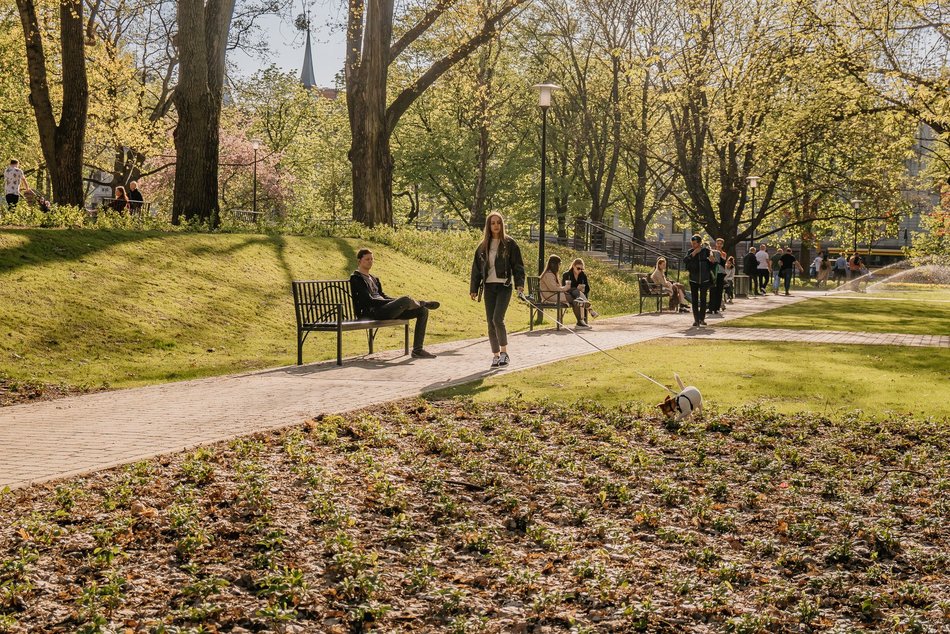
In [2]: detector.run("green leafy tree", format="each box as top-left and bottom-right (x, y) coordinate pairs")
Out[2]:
(345, 0), (531, 227)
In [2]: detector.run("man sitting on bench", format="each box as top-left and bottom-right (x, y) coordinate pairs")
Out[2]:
(349, 248), (440, 359)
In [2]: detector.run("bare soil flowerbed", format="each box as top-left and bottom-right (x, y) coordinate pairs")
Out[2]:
(1, 399), (948, 633)
(0, 376), (96, 407)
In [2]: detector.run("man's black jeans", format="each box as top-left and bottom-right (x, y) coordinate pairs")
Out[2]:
(689, 282), (709, 324)
(370, 296), (428, 351)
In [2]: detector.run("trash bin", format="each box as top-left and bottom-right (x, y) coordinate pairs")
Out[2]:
(734, 274), (750, 298)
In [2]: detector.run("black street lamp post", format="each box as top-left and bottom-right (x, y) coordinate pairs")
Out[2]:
(746, 175), (759, 250)
(534, 83), (560, 275)
(850, 199), (862, 253)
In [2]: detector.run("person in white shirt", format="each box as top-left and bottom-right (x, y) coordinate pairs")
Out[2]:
(754, 244), (770, 295)
(4, 159), (31, 210)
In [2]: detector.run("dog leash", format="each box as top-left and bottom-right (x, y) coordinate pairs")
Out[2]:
(517, 292), (675, 395)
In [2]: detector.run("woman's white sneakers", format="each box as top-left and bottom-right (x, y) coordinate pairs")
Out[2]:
(491, 356), (500, 368)
(498, 352), (510, 366)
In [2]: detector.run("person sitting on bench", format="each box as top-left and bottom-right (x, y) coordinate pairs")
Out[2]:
(349, 248), (440, 359)
(539, 255), (589, 328)
(650, 256), (690, 312)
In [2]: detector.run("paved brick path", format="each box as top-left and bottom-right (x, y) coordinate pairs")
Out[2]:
(1, 291), (940, 490)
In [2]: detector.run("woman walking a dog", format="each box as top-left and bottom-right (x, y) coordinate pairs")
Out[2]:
(470, 212), (526, 368)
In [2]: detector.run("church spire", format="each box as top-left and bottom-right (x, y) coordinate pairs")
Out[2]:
(299, 7), (316, 90)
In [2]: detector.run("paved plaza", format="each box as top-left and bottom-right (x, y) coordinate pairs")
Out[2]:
(1, 292), (943, 491)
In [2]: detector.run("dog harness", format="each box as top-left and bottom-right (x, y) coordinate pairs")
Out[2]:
(676, 393), (695, 413)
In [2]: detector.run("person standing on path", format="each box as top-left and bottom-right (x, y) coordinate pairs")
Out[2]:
(816, 253), (831, 289)
(683, 235), (715, 327)
(708, 237), (728, 314)
(723, 256), (736, 303)
(350, 248), (440, 359)
(770, 246), (784, 294)
(755, 244), (771, 295)
(4, 159), (31, 211)
(778, 247), (803, 295)
(469, 211), (525, 368)
(743, 247), (759, 295)
(834, 253), (848, 284)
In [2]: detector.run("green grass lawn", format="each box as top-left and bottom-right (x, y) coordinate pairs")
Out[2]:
(841, 282), (950, 302)
(0, 228), (643, 391)
(727, 295), (950, 335)
(429, 338), (950, 420)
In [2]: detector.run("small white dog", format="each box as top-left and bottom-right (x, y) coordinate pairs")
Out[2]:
(657, 374), (703, 420)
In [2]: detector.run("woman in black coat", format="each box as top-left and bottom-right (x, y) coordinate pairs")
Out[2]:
(469, 212), (525, 368)
(683, 235), (716, 327)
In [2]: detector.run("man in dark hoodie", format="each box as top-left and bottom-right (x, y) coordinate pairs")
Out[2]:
(742, 247), (759, 295)
(683, 235), (716, 327)
(349, 248), (440, 359)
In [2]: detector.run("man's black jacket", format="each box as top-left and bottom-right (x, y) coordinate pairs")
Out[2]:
(349, 271), (392, 319)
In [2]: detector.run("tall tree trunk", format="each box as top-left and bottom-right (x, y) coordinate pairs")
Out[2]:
(16, 0), (88, 206)
(345, 0), (528, 227)
(347, 0), (394, 227)
(172, 0), (234, 226)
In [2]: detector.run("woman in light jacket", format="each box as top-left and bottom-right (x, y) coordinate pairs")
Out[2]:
(470, 212), (525, 368)
(650, 257), (689, 312)
(540, 255), (588, 328)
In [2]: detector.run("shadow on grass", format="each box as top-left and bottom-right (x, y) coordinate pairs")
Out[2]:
(423, 375), (493, 399)
(0, 228), (159, 274)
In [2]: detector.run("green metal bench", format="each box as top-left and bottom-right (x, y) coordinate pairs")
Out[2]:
(292, 280), (409, 365)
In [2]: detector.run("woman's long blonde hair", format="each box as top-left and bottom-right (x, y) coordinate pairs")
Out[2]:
(653, 256), (667, 276)
(479, 212), (507, 253)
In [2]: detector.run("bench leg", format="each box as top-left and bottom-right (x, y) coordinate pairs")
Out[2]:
(404, 324), (409, 355)
(529, 306), (535, 331)
(337, 326), (343, 366)
(556, 305), (562, 330)
(367, 329), (375, 354)
(297, 331), (303, 365)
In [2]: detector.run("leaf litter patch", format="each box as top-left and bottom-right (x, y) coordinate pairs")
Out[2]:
(0, 399), (948, 632)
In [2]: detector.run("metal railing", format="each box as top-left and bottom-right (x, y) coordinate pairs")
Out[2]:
(573, 219), (684, 279)
(94, 198), (152, 217)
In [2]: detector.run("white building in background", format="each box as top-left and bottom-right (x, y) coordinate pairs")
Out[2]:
(87, 170), (113, 208)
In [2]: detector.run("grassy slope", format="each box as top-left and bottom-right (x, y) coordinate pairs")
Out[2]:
(0, 229), (643, 389)
(430, 338), (950, 420)
(727, 295), (950, 335)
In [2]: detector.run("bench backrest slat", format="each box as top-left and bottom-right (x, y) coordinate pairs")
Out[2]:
(527, 276), (541, 300)
(292, 280), (357, 325)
